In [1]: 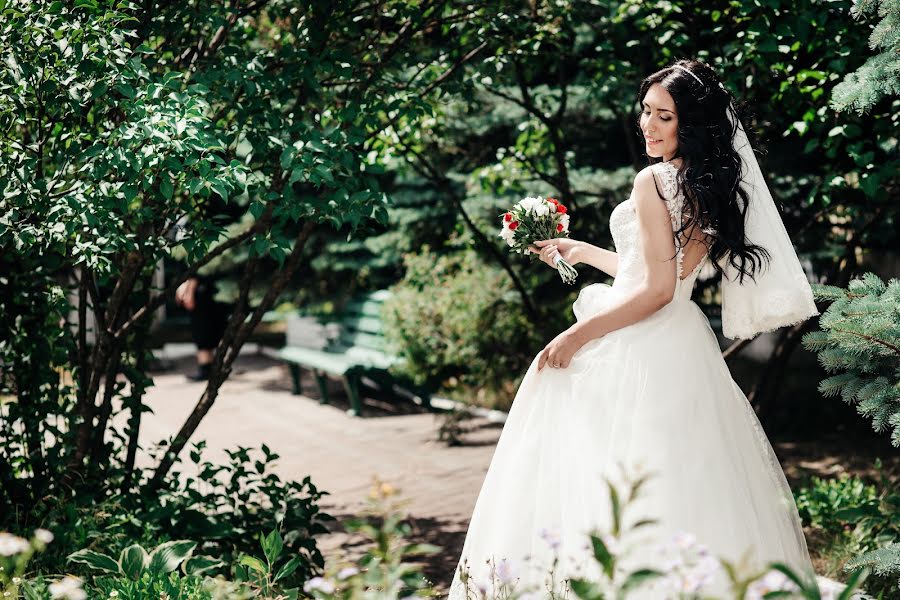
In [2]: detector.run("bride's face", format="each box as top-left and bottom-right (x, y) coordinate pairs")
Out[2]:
(640, 83), (678, 162)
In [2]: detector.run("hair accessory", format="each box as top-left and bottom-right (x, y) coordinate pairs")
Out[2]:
(672, 64), (706, 88)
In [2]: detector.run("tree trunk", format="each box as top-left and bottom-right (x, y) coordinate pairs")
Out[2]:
(148, 220), (316, 490)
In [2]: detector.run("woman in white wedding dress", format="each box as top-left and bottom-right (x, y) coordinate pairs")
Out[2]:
(447, 60), (824, 599)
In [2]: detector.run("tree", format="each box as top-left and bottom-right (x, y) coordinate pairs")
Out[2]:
(830, 0), (900, 114)
(0, 0), (506, 507)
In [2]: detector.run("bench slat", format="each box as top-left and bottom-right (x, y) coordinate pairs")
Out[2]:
(337, 315), (384, 336)
(279, 347), (356, 374)
(336, 330), (386, 351)
(342, 300), (386, 319)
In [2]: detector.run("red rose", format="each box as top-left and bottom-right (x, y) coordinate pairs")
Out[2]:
(556, 223), (564, 232)
(557, 204), (567, 214)
(504, 212), (513, 222)
(509, 221), (519, 230)
(547, 197), (559, 204)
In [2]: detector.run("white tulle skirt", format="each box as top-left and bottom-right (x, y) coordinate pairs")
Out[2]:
(447, 283), (815, 599)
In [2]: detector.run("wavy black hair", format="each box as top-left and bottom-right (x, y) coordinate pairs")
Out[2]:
(637, 58), (770, 284)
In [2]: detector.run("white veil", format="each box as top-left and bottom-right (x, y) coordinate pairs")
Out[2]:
(717, 101), (819, 340)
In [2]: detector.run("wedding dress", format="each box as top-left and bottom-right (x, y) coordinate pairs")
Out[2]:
(447, 160), (818, 599)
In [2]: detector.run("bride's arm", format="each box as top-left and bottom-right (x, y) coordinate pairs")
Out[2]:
(570, 167), (677, 344)
(536, 167), (678, 371)
(531, 239), (617, 277)
(571, 242), (618, 278)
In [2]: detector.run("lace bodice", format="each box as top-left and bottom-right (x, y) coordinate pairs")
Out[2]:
(608, 160), (708, 303)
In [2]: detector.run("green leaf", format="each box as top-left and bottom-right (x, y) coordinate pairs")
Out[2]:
(239, 555), (268, 574)
(119, 544), (149, 580)
(590, 534), (615, 578)
(569, 578), (605, 600)
(67, 549), (120, 574)
(838, 567), (868, 600)
(183, 555), (225, 577)
(274, 556), (302, 582)
(620, 568), (663, 594)
(160, 177), (174, 200)
(607, 480), (621, 536)
(262, 529), (283, 565)
(148, 540), (196, 575)
(82, 144), (104, 158)
(20, 581), (41, 600)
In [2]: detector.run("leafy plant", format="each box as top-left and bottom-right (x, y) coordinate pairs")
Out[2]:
(794, 466), (900, 596)
(68, 539), (217, 580)
(382, 246), (546, 411)
(234, 528), (305, 600)
(795, 474), (880, 533)
(146, 442), (334, 584)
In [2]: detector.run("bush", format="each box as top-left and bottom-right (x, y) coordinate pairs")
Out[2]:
(794, 474), (880, 534)
(382, 247), (541, 410)
(794, 467), (900, 596)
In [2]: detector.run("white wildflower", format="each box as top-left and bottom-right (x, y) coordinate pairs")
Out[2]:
(746, 569), (799, 600)
(0, 533), (30, 556)
(48, 576), (87, 600)
(496, 559), (516, 584)
(11, 577), (22, 585)
(303, 576), (335, 594)
(539, 527), (561, 550)
(671, 531), (697, 550)
(336, 566), (359, 580)
(34, 529), (54, 544)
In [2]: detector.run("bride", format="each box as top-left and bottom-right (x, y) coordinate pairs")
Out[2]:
(447, 59), (823, 598)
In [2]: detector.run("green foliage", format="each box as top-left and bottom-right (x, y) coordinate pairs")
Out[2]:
(794, 467), (900, 596)
(382, 246), (542, 410)
(0, 530), (55, 599)
(845, 542), (900, 592)
(68, 539), (202, 580)
(134, 442), (333, 586)
(830, 0), (900, 114)
(803, 274), (900, 446)
(795, 474), (880, 533)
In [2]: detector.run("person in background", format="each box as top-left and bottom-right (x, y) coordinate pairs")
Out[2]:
(174, 275), (230, 381)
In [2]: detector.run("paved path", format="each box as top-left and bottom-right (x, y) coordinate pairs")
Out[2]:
(138, 350), (501, 590)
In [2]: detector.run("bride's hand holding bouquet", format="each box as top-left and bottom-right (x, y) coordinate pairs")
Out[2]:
(498, 196), (580, 284)
(528, 238), (583, 271)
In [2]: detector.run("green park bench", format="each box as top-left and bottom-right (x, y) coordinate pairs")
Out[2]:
(278, 289), (430, 417)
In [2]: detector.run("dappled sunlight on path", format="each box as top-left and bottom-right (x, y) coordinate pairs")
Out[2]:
(135, 350), (501, 592)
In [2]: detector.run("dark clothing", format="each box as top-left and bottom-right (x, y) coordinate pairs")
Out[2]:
(189, 277), (230, 351)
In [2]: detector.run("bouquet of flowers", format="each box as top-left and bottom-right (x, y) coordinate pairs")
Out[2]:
(499, 196), (578, 285)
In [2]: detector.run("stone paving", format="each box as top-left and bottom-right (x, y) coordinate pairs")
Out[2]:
(138, 349), (501, 591)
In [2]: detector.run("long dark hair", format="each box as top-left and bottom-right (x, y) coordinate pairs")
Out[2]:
(637, 58), (770, 283)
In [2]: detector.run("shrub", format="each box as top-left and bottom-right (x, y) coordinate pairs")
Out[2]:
(382, 247), (541, 410)
(794, 467), (900, 596)
(794, 474), (880, 534)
